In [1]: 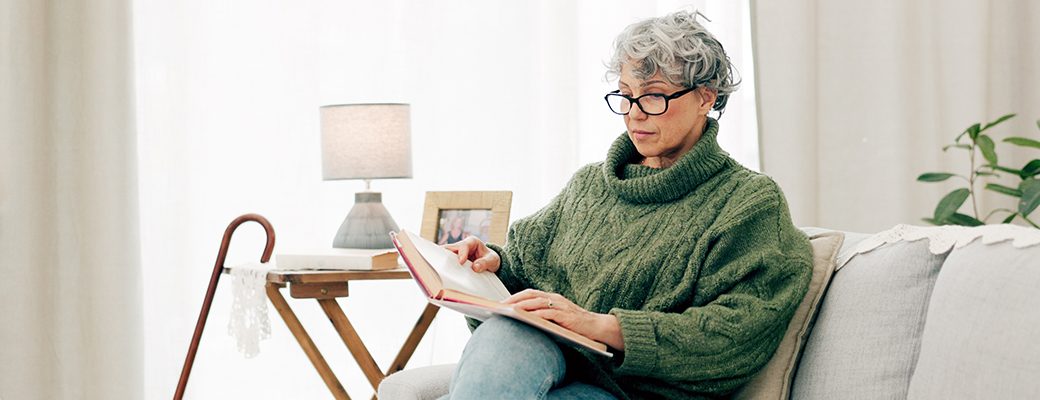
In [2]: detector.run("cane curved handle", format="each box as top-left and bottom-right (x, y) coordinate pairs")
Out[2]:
(174, 213), (276, 400)
(215, 213), (277, 265)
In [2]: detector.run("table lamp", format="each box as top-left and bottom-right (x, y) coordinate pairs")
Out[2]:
(320, 103), (412, 249)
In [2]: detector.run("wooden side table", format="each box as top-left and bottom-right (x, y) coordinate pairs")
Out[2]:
(263, 268), (439, 400)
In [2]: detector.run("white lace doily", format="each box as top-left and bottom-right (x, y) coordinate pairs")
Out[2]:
(837, 224), (1040, 269)
(227, 261), (276, 358)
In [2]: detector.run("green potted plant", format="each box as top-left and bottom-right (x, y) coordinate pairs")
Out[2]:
(917, 114), (1040, 228)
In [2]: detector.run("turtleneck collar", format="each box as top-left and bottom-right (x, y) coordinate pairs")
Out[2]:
(602, 117), (729, 204)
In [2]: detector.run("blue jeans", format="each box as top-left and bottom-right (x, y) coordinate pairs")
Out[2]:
(436, 316), (618, 400)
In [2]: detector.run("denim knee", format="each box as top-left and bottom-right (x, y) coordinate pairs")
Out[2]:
(447, 317), (568, 399)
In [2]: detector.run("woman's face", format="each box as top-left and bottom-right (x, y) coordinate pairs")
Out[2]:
(619, 62), (716, 168)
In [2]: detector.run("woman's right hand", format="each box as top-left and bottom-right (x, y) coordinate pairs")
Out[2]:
(443, 236), (501, 273)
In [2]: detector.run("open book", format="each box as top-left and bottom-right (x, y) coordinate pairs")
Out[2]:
(390, 229), (611, 357)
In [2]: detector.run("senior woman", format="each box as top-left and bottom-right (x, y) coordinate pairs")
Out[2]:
(441, 10), (812, 400)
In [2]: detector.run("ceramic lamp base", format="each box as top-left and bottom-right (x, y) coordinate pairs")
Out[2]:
(333, 191), (400, 249)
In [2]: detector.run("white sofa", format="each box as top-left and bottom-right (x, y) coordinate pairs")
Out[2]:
(378, 225), (1040, 400)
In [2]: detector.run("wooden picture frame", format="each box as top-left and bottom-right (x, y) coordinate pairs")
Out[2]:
(420, 191), (512, 246)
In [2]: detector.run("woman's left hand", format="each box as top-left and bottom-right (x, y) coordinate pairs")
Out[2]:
(504, 289), (625, 351)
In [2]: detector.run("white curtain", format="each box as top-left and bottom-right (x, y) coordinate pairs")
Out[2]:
(0, 0), (142, 399)
(753, 0), (1040, 233)
(134, 1), (756, 398)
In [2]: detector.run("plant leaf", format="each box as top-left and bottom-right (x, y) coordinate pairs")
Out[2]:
(1002, 213), (1019, 224)
(921, 217), (943, 226)
(985, 183), (1023, 197)
(942, 144), (972, 151)
(975, 171), (999, 177)
(1019, 180), (1040, 217)
(917, 172), (957, 182)
(990, 165), (1031, 179)
(1004, 137), (1040, 150)
(984, 208), (1017, 222)
(980, 113), (1016, 132)
(946, 213), (985, 226)
(966, 123), (981, 141)
(976, 134), (998, 165)
(1023, 159), (1040, 176)
(934, 188), (971, 221)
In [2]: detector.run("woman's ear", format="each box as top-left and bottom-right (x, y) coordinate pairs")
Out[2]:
(696, 87), (718, 115)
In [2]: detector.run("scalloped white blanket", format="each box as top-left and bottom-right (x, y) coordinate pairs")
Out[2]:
(838, 224), (1040, 269)
(227, 262), (276, 358)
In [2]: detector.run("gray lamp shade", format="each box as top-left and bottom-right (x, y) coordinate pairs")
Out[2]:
(320, 103), (412, 180)
(320, 103), (411, 249)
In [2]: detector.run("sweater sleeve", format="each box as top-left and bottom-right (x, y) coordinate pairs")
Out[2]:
(609, 181), (812, 390)
(487, 165), (597, 294)
(467, 190), (567, 332)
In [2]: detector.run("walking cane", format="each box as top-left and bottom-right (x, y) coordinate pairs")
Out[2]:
(173, 213), (275, 400)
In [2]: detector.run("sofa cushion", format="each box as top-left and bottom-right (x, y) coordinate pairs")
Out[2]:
(733, 231), (844, 400)
(378, 363), (455, 400)
(791, 230), (947, 400)
(906, 239), (1040, 399)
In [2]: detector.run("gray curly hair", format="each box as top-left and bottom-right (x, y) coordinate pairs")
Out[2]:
(606, 10), (740, 113)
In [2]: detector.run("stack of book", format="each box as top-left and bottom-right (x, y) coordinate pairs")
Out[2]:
(274, 248), (400, 271)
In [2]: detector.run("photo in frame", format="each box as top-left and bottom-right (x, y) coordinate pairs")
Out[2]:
(420, 191), (512, 246)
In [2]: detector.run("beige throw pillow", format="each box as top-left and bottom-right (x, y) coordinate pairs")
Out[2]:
(732, 231), (845, 400)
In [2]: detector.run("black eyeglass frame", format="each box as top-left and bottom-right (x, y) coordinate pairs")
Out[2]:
(604, 87), (698, 116)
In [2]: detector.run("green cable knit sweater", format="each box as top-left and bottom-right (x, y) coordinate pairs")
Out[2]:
(485, 118), (813, 399)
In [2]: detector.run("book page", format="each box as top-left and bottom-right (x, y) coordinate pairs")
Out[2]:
(429, 298), (499, 321)
(432, 290), (612, 357)
(404, 230), (511, 302)
(392, 232), (442, 298)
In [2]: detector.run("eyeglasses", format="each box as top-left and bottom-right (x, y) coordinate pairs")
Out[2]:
(604, 87), (697, 116)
